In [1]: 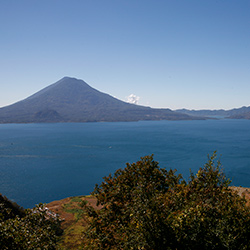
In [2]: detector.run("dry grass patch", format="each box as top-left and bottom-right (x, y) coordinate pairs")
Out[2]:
(47, 195), (100, 249)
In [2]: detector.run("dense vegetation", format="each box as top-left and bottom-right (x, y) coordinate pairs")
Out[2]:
(83, 153), (250, 249)
(0, 195), (62, 250)
(2, 153), (250, 249)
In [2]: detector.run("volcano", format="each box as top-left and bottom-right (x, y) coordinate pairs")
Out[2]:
(0, 77), (200, 123)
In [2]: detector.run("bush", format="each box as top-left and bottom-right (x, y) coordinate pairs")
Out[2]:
(0, 198), (62, 250)
(83, 153), (250, 250)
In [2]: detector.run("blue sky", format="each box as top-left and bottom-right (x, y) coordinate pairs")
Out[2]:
(1, 0), (249, 109)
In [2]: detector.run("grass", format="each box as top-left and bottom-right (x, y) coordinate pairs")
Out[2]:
(49, 196), (91, 249)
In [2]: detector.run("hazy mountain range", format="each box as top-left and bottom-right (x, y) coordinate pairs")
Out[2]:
(0, 77), (201, 123)
(176, 107), (250, 119)
(0, 77), (249, 123)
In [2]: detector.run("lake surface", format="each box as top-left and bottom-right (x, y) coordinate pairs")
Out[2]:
(1, 120), (250, 208)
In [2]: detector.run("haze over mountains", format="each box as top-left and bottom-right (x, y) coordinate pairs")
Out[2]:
(0, 77), (199, 123)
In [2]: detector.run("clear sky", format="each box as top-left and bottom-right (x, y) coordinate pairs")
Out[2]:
(1, 0), (249, 110)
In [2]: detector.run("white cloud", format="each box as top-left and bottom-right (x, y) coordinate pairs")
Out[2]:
(127, 94), (140, 104)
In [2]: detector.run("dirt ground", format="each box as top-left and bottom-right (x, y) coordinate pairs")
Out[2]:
(47, 196), (100, 229)
(47, 195), (101, 249)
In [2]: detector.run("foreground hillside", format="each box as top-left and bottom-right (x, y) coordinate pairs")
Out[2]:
(46, 153), (250, 249)
(46, 186), (250, 250)
(2, 185), (250, 250)
(2, 154), (250, 249)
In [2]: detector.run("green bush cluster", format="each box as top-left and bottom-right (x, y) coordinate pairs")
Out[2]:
(0, 196), (62, 250)
(83, 153), (250, 250)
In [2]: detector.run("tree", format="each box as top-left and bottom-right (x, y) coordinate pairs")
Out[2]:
(83, 155), (182, 249)
(83, 153), (250, 249)
(166, 153), (250, 249)
(0, 196), (62, 250)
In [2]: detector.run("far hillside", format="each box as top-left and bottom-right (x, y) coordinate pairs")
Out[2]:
(176, 106), (250, 118)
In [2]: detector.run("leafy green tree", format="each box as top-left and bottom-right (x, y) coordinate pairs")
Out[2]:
(167, 153), (250, 249)
(83, 153), (250, 250)
(83, 155), (182, 249)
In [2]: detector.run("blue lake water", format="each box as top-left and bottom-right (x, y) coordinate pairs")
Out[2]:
(1, 120), (250, 208)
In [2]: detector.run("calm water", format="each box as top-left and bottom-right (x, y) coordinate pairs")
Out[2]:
(1, 120), (250, 208)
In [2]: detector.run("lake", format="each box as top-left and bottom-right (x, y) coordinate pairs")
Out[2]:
(1, 119), (250, 208)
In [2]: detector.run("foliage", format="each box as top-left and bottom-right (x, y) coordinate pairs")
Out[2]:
(0, 197), (62, 250)
(0, 194), (25, 221)
(164, 153), (250, 249)
(83, 153), (250, 250)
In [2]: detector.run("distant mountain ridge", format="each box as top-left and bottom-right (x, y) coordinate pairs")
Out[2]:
(0, 77), (200, 123)
(176, 106), (250, 119)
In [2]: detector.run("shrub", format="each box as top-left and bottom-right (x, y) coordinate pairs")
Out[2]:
(0, 198), (62, 250)
(83, 153), (250, 250)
